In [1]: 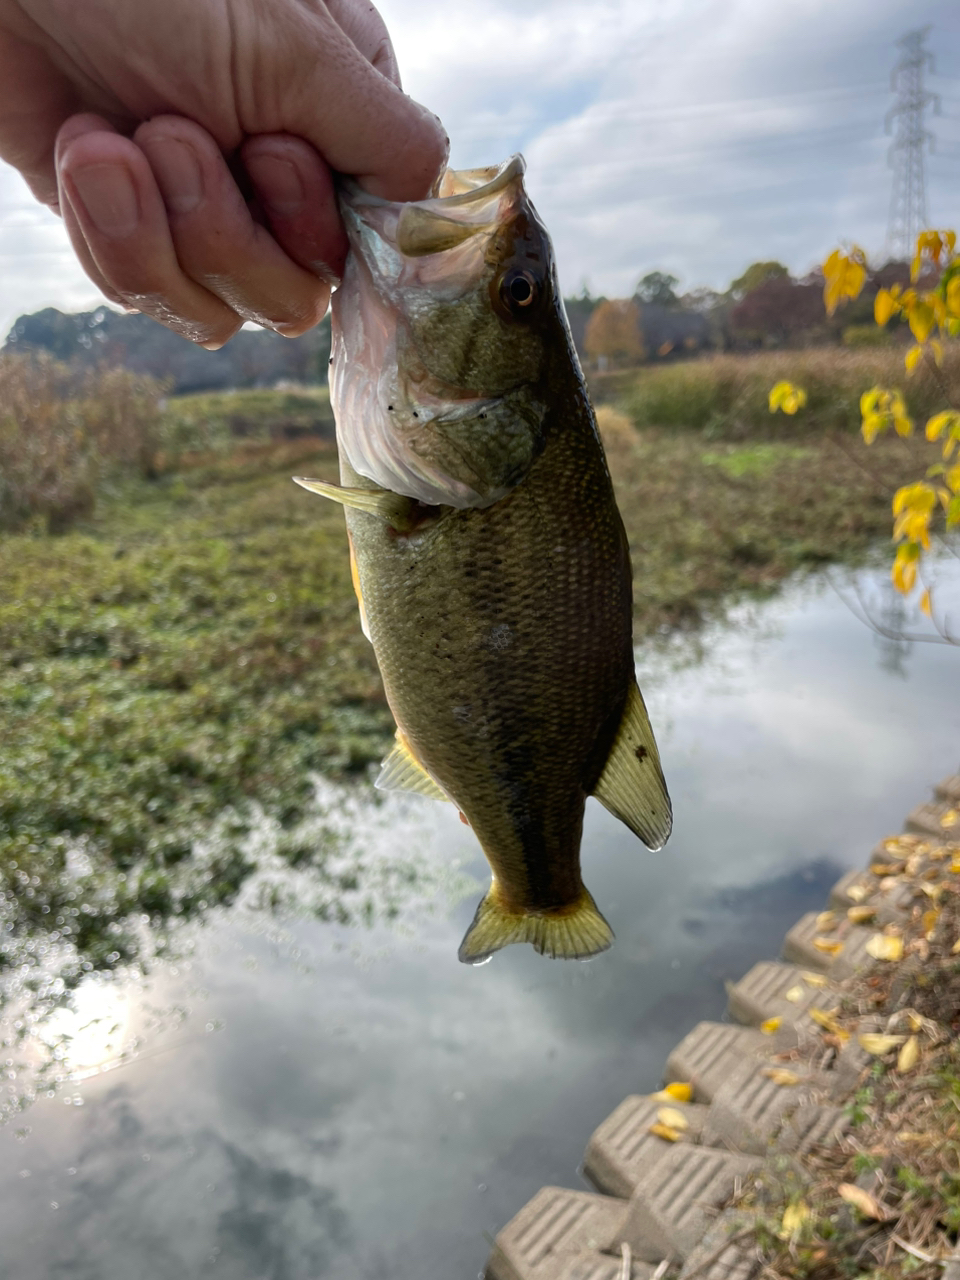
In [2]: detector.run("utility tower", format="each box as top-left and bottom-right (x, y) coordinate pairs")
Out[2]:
(886, 28), (939, 261)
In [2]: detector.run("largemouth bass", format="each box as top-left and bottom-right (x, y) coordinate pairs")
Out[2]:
(296, 156), (671, 964)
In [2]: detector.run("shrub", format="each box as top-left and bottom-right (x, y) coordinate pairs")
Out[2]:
(618, 347), (958, 438)
(0, 354), (167, 532)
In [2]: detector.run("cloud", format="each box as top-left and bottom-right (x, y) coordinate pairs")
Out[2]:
(0, 0), (958, 337)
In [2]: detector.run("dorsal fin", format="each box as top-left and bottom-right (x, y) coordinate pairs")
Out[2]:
(375, 731), (449, 802)
(591, 682), (672, 851)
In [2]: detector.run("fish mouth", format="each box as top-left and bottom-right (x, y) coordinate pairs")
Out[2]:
(339, 156), (527, 258)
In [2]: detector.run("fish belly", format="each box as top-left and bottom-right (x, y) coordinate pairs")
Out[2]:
(342, 419), (633, 917)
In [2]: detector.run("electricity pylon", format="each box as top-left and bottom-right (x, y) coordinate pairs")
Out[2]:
(886, 28), (939, 262)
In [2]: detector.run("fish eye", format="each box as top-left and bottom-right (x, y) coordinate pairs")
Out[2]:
(499, 269), (539, 311)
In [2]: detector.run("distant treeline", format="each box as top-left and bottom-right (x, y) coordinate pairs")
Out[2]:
(2, 306), (331, 395)
(2, 254), (919, 393)
(565, 260), (918, 370)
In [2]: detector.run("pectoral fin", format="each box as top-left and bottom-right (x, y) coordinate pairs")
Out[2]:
(458, 885), (613, 965)
(292, 477), (416, 532)
(375, 731), (449, 802)
(592, 681), (672, 851)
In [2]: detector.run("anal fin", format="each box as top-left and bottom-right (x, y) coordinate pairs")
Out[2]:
(592, 681), (672, 851)
(293, 476), (416, 532)
(375, 730), (449, 803)
(458, 885), (613, 965)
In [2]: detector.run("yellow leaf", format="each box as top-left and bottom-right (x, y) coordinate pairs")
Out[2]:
(785, 985), (805, 1003)
(941, 808), (959, 829)
(948, 275), (960, 317)
(809, 1007), (848, 1038)
(815, 909), (838, 932)
(780, 1201), (811, 1239)
(800, 971), (828, 988)
(649, 1122), (682, 1142)
(870, 861), (904, 877)
(951, 938), (960, 954)
(813, 937), (843, 955)
(920, 588), (933, 618)
(892, 544), (919, 595)
(763, 1067), (802, 1086)
(922, 908), (939, 938)
(905, 344), (925, 374)
(846, 883), (868, 902)
(652, 1081), (693, 1103)
(866, 933), (904, 962)
(858, 1033), (906, 1055)
(656, 1106), (689, 1131)
(760, 1016), (782, 1034)
(839, 1183), (888, 1220)
(847, 905), (877, 924)
(907, 299), (935, 343)
(875, 288), (896, 325)
(897, 1035), (920, 1073)
(769, 381), (807, 415)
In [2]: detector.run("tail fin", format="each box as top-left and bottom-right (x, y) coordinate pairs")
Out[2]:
(458, 886), (613, 966)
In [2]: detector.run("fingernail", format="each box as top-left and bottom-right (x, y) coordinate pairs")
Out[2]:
(69, 164), (139, 237)
(146, 138), (204, 214)
(246, 154), (305, 216)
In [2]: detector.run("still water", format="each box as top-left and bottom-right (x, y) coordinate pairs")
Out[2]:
(1, 564), (959, 1280)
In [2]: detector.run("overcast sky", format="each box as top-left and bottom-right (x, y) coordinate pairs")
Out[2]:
(1, 0), (958, 339)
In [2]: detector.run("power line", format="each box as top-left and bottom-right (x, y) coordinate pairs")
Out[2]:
(886, 28), (939, 259)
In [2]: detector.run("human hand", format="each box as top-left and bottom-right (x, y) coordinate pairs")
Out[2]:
(0, 0), (447, 346)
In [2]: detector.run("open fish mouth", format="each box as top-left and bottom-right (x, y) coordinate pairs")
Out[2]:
(340, 155), (527, 256)
(331, 155), (549, 509)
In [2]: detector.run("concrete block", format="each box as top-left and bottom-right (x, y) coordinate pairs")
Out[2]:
(781, 912), (876, 978)
(614, 1144), (761, 1264)
(486, 1187), (629, 1280)
(584, 1094), (709, 1199)
(555, 1249), (658, 1280)
(677, 1211), (762, 1280)
(906, 798), (960, 839)
(726, 960), (832, 1031)
(663, 1022), (768, 1104)
(935, 774), (960, 805)
(828, 867), (877, 910)
(701, 1059), (827, 1155)
(776, 1102), (848, 1154)
(827, 866), (913, 918)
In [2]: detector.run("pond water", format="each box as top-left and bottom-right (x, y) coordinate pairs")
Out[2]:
(1, 562), (959, 1280)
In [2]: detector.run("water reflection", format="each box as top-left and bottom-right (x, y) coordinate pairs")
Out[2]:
(0, 560), (958, 1280)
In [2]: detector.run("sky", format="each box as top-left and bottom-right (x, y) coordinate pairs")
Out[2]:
(1, 0), (959, 339)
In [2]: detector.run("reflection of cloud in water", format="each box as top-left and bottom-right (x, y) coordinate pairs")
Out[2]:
(8, 1086), (351, 1280)
(1, 781), (476, 1121)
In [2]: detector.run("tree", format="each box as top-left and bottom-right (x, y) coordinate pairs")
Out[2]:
(584, 299), (645, 367)
(635, 271), (680, 309)
(729, 275), (823, 346)
(728, 261), (789, 301)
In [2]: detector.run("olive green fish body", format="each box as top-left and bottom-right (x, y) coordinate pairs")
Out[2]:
(343, 361), (633, 921)
(295, 157), (671, 963)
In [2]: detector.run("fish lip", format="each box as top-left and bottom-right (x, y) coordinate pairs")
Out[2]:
(339, 154), (526, 215)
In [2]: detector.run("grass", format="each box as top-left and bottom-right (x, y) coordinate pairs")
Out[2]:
(732, 835), (960, 1279)
(596, 405), (941, 631)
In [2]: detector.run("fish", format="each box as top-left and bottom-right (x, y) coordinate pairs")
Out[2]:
(294, 155), (671, 964)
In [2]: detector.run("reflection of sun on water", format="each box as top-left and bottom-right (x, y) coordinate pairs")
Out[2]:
(41, 981), (131, 1078)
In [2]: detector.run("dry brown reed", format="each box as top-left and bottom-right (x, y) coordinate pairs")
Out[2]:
(0, 353), (167, 532)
